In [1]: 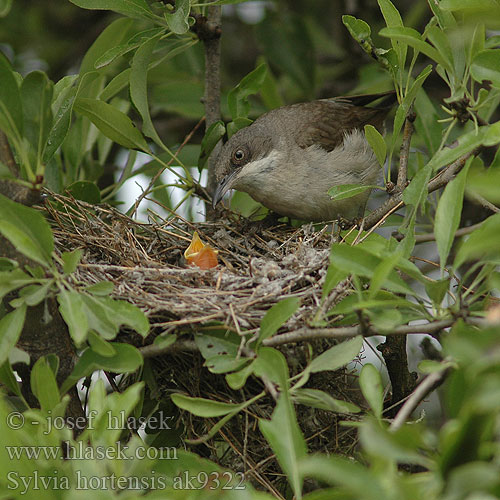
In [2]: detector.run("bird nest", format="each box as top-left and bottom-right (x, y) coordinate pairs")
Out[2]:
(43, 191), (363, 493)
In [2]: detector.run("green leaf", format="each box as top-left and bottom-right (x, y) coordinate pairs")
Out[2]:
(426, 25), (455, 75)
(198, 120), (225, 171)
(94, 27), (163, 69)
(0, 194), (54, 267)
(401, 64), (432, 113)
(61, 343), (143, 394)
(164, 0), (190, 34)
(403, 164), (432, 208)
(69, 0), (153, 20)
(204, 355), (250, 374)
(85, 281), (114, 296)
(195, 330), (239, 359)
(66, 180), (101, 203)
(471, 49), (500, 88)
(61, 249), (83, 275)
(228, 63), (268, 119)
(44, 85), (76, 164)
(79, 18), (134, 77)
(85, 294), (149, 339)
(75, 97), (148, 151)
(435, 158), (471, 272)
(425, 278), (450, 305)
(293, 388), (361, 413)
(31, 356), (60, 411)
(342, 15), (371, 43)
(258, 297), (300, 343)
(322, 263), (349, 299)
(0, 305), (27, 366)
(379, 26), (452, 71)
(328, 183), (382, 201)
(329, 244), (414, 295)
(414, 89), (441, 155)
(427, 125), (488, 172)
(10, 281), (52, 307)
(0, 0), (13, 17)
(225, 361), (255, 390)
(377, 0), (407, 70)
(299, 455), (386, 499)
(454, 213), (500, 268)
(0, 268), (34, 301)
(58, 289), (89, 346)
(364, 124), (387, 167)
(369, 253), (400, 298)
(253, 347), (289, 387)
(20, 71), (54, 169)
(359, 363), (384, 419)
(87, 330), (117, 357)
(152, 80), (204, 119)
(0, 52), (23, 141)
(259, 390), (307, 498)
(258, 57), (284, 110)
(226, 117), (253, 138)
(171, 393), (244, 417)
(359, 418), (430, 467)
(309, 336), (363, 373)
(130, 35), (164, 146)
(0, 362), (22, 398)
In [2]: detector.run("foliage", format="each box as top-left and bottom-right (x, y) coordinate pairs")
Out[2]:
(0, 0), (500, 498)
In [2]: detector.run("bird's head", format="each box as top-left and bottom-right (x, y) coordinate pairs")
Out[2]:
(212, 122), (275, 208)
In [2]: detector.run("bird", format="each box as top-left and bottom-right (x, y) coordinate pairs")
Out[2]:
(211, 91), (396, 222)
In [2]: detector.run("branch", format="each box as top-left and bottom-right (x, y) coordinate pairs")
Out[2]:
(377, 335), (417, 416)
(194, 7), (222, 205)
(262, 319), (455, 347)
(394, 221), (484, 243)
(389, 362), (452, 432)
(396, 113), (415, 190)
(363, 149), (477, 230)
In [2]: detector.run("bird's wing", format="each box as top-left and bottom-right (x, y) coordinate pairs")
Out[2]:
(293, 93), (395, 152)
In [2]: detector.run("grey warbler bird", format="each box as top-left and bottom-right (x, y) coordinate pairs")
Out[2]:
(212, 91), (396, 222)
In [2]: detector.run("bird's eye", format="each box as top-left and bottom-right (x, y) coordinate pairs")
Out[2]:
(232, 148), (246, 164)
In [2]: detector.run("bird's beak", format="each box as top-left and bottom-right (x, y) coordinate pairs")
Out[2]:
(212, 170), (238, 209)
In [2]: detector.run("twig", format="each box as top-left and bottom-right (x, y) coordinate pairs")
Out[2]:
(262, 319), (456, 347)
(396, 113), (415, 190)
(466, 190), (500, 214)
(389, 362), (452, 432)
(363, 149), (477, 230)
(395, 221), (484, 243)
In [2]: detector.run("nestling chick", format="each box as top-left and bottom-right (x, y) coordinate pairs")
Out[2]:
(212, 91), (396, 221)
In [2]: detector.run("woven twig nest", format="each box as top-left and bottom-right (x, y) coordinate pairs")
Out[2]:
(43, 191), (363, 492)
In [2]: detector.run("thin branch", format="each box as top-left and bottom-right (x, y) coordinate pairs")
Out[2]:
(466, 189), (500, 214)
(194, 7), (222, 205)
(396, 113), (415, 190)
(389, 362), (452, 432)
(363, 149), (477, 230)
(394, 221), (484, 243)
(262, 319), (456, 347)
